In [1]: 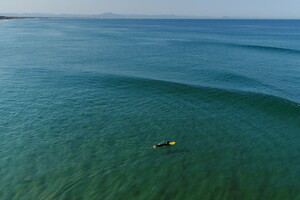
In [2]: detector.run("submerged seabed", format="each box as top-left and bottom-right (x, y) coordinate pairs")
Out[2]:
(0, 19), (300, 200)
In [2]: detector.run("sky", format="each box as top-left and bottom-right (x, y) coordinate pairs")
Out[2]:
(1, 0), (300, 18)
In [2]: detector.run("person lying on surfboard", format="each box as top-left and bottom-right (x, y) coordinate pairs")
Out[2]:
(153, 141), (176, 148)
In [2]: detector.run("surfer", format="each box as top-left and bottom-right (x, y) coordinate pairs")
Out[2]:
(153, 141), (176, 148)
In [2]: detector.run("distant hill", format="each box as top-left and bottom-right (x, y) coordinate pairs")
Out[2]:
(0, 16), (35, 20)
(0, 16), (15, 19)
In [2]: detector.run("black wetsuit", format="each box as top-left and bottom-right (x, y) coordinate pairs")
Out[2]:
(154, 141), (171, 148)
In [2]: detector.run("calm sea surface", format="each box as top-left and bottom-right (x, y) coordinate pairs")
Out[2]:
(0, 19), (299, 200)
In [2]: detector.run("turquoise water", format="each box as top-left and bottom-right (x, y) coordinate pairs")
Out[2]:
(0, 19), (299, 200)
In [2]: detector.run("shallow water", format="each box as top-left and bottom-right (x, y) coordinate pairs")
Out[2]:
(0, 19), (300, 200)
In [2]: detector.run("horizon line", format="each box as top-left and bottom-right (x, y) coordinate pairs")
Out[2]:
(1, 12), (300, 20)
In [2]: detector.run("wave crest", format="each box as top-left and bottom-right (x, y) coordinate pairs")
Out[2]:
(104, 74), (300, 117)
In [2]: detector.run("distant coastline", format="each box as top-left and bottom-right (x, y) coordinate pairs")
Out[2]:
(0, 16), (36, 21)
(1, 13), (300, 20)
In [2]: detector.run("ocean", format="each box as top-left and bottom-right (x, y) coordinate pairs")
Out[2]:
(0, 19), (299, 200)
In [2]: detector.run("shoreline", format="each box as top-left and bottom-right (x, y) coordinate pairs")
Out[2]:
(0, 16), (36, 21)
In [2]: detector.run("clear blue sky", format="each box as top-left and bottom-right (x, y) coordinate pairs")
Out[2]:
(1, 0), (300, 18)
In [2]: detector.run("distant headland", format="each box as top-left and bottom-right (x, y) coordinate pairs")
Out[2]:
(0, 16), (36, 21)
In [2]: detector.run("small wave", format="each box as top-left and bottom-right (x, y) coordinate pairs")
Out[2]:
(228, 43), (300, 55)
(104, 74), (300, 117)
(210, 70), (272, 89)
(172, 40), (300, 55)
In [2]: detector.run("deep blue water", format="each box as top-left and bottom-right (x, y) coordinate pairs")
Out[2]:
(0, 19), (300, 200)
